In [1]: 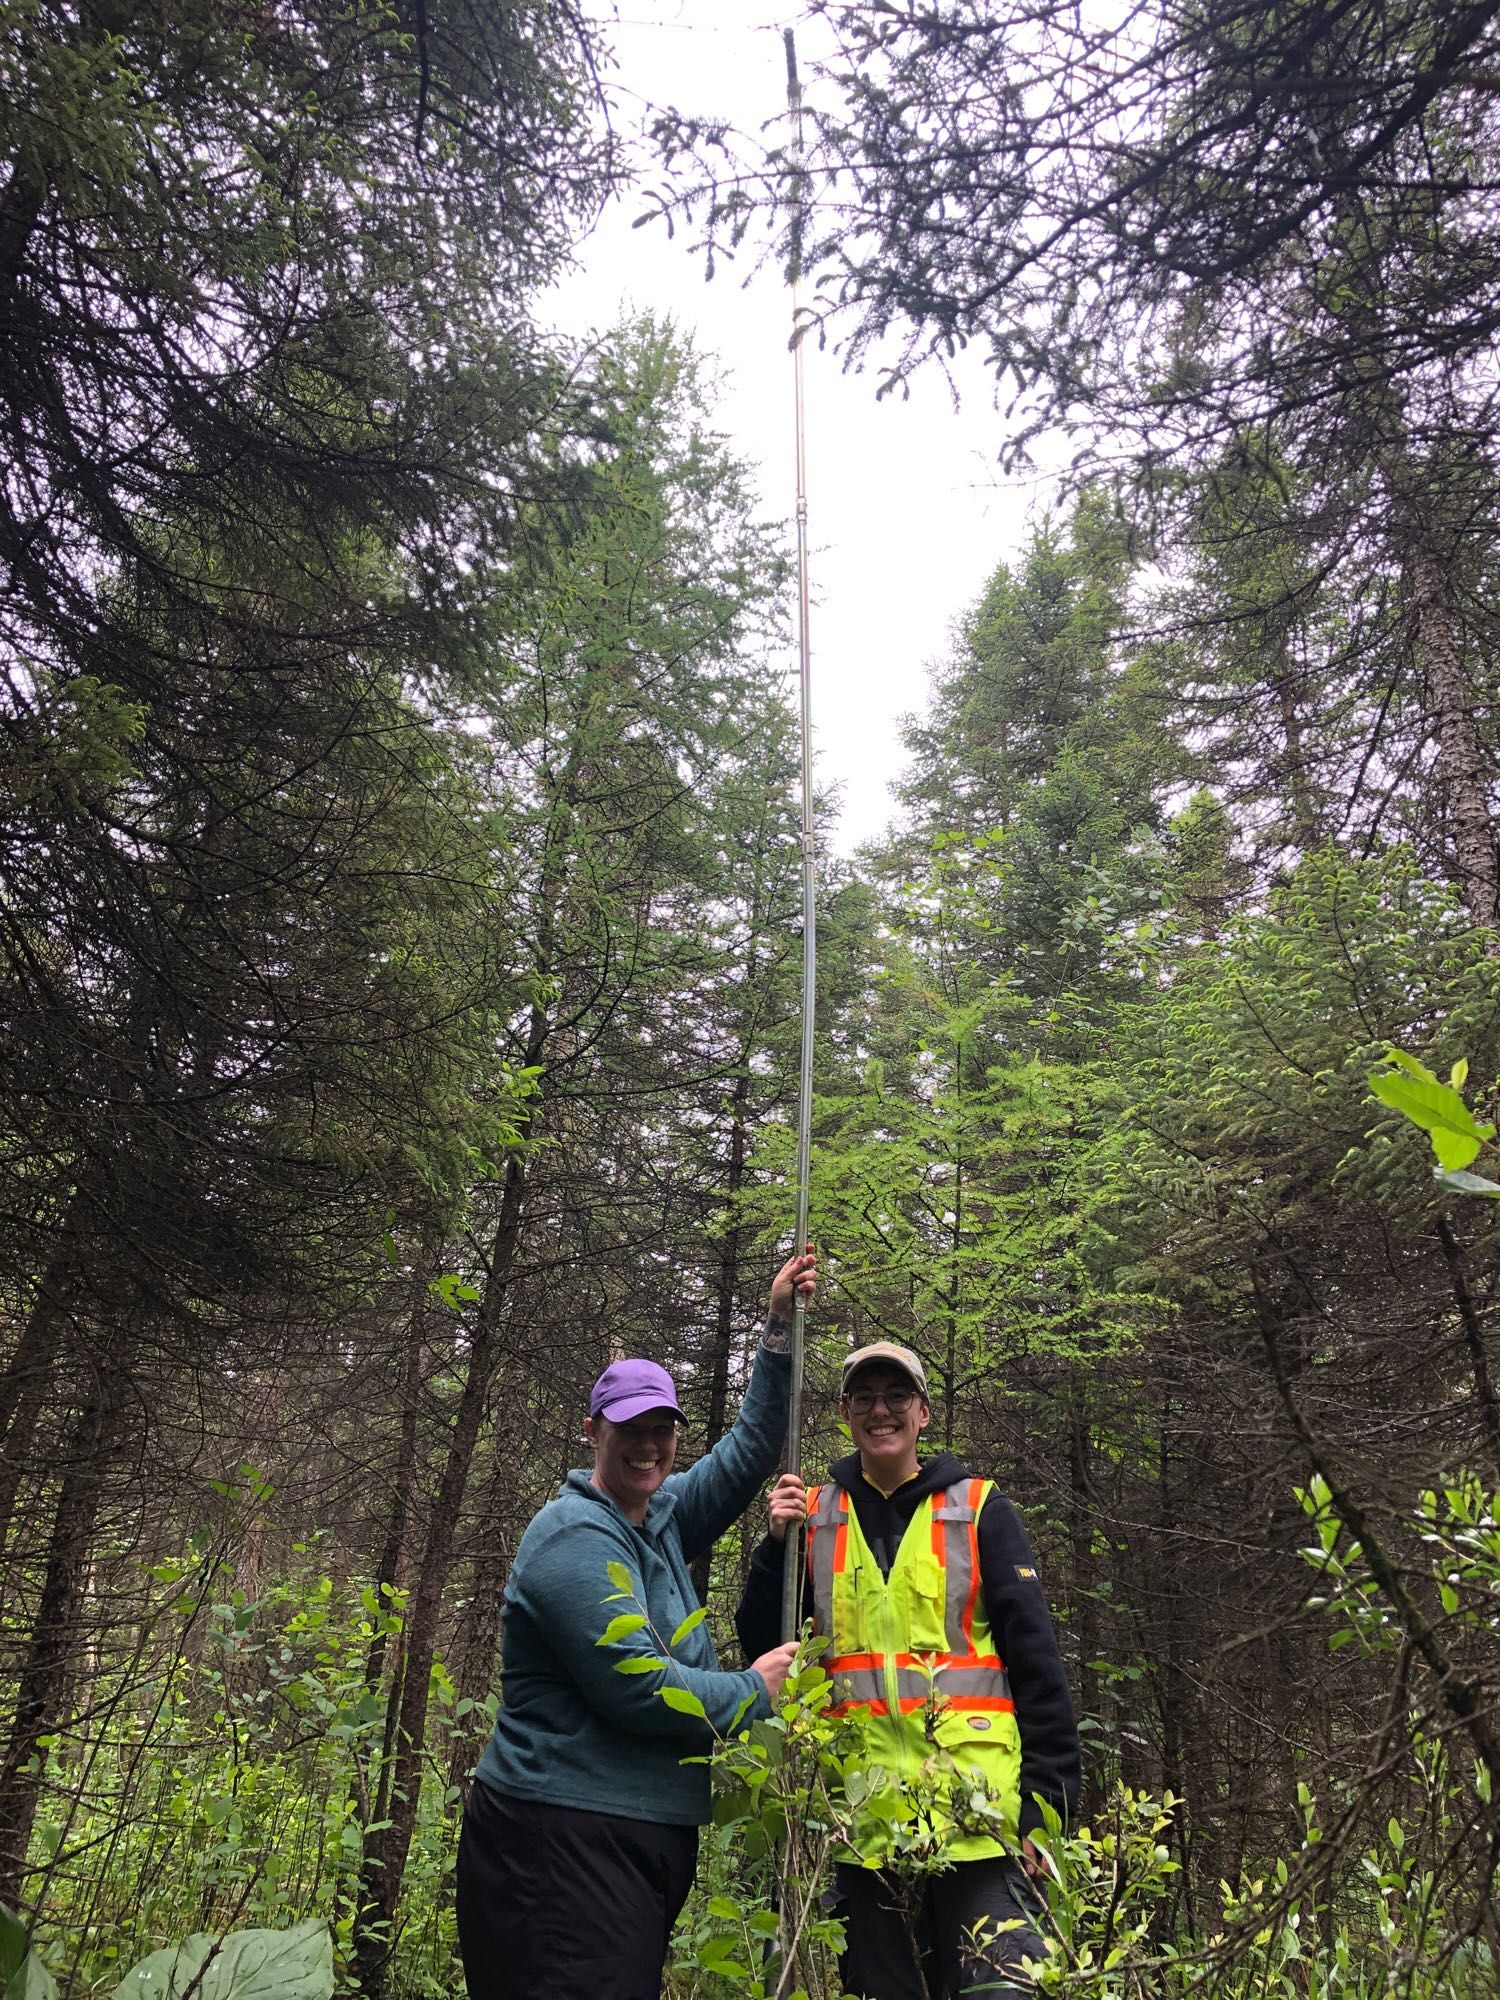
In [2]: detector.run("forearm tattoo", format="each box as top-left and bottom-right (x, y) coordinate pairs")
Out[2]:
(762, 1312), (792, 1353)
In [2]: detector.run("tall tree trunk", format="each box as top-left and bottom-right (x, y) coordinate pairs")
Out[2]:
(0, 1238), (77, 1582)
(352, 1018), (548, 1996)
(0, 169), (44, 310)
(1406, 531), (1500, 928)
(1274, 661), (1320, 854)
(1435, 1216), (1500, 1480)
(446, 1431), (519, 1794)
(351, 1261), (432, 1833)
(1153, 1396), (1194, 1929)
(0, 1344), (124, 1908)
(351, 691), (617, 1990)
(1065, 1383), (1102, 1818)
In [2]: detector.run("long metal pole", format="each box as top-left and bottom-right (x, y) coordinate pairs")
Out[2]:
(781, 26), (816, 1647)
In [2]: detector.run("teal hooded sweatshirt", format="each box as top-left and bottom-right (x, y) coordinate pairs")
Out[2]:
(474, 1335), (789, 1825)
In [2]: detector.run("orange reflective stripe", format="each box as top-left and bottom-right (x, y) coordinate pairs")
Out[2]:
(806, 1484), (844, 1631)
(805, 1484), (823, 1566)
(827, 1652), (883, 1672)
(944, 1695), (1015, 1713)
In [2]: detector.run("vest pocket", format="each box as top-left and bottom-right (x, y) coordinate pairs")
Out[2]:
(896, 1553), (950, 1655)
(931, 1702), (1022, 1785)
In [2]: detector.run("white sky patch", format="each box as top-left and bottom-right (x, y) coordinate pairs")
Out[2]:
(545, 1), (1066, 853)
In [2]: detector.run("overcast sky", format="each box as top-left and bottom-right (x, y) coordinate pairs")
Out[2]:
(544, 2), (1062, 853)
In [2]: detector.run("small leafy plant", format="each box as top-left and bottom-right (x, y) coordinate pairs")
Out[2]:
(1369, 1048), (1500, 1196)
(597, 1564), (758, 1732)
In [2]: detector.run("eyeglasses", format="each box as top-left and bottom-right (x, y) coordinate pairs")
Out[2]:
(845, 1387), (916, 1416)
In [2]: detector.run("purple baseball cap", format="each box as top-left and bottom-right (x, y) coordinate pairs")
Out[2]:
(589, 1358), (687, 1426)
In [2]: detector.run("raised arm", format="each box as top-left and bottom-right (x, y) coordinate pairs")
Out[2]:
(669, 1249), (815, 1560)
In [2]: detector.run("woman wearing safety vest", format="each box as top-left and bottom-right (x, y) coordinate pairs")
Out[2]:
(735, 1341), (1080, 2000)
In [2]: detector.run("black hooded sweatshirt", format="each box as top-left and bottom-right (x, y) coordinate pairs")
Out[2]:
(735, 1450), (1080, 1839)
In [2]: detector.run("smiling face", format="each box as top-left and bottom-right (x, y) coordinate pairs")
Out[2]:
(586, 1408), (680, 1521)
(842, 1366), (930, 1490)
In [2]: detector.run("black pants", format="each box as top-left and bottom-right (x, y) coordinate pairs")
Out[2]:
(456, 1778), (699, 2000)
(835, 1856), (1045, 1999)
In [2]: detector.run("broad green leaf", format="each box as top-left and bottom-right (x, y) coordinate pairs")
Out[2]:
(670, 1607), (707, 1647)
(595, 1614), (646, 1647)
(1451, 1058), (1470, 1091)
(614, 1656), (668, 1674)
(429, 1273), (481, 1312)
(706, 1897), (739, 1921)
(13, 1959), (59, 2000)
(113, 1922), (332, 2000)
(606, 1561), (633, 1594)
(0, 1905), (30, 1986)
(1435, 1168), (1500, 1199)
(658, 1685), (707, 1718)
(1368, 1061), (1494, 1171)
(1382, 1048), (1437, 1081)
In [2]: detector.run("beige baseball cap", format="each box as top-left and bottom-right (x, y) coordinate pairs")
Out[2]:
(840, 1342), (929, 1398)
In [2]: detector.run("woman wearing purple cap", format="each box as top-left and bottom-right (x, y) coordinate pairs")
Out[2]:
(456, 1248), (815, 2000)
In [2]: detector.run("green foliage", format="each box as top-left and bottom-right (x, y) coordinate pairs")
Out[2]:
(672, 1651), (863, 1999)
(595, 1577), (712, 1722)
(1369, 1050), (1500, 1195)
(112, 1922), (332, 2000)
(24, 1553), (479, 1997)
(1083, 849), (1500, 1300)
(1020, 1790), (1179, 1993)
(1368, 1050), (1495, 1173)
(0, 1904), (58, 2000)
(1300, 1471), (1500, 1664)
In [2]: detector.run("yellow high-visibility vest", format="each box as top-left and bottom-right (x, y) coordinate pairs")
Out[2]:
(806, 1477), (1021, 1863)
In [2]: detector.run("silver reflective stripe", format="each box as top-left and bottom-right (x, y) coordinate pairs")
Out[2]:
(828, 1664), (1013, 1706)
(939, 1478), (977, 1651)
(829, 1666), (886, 1704)
(938, 1666), (1013, 1700)
(807, 1483), (844, 1633)
(829, 1666), (929, 1707)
